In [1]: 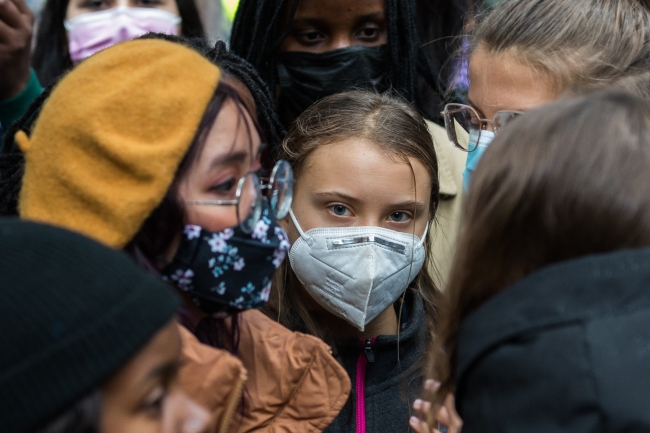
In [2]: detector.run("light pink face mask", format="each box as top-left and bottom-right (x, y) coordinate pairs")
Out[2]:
(64, 6), (181, 63)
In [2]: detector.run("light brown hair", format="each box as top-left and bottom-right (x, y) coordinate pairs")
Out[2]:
(265, 90), (441, 348)
(428, 90), (650, 410)
(465, 0), (650, 96)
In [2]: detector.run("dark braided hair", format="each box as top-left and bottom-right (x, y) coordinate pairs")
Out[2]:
(230, 0), (468, 123)
(208, 40), (285, 162)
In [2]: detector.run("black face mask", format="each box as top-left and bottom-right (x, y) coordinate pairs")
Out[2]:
(276, 44), (389, 120)
(161, 201), (290, 316)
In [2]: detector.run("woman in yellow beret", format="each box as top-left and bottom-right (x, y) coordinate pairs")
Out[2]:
(8, 38), (350, 433)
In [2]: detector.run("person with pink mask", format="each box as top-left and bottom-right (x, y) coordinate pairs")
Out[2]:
(0, 0), (203, 138)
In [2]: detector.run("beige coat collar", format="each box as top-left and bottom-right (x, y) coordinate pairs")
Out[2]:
(427, 120), (460, 198)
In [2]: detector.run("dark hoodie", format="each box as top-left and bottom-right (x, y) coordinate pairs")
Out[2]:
(325, 291), (428, 433)
(456, 247), (650, 433)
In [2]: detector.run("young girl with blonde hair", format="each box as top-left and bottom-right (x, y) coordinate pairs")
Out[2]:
(267, 90), (446, 433)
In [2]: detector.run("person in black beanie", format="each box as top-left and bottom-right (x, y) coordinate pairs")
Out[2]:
(0, 218), (210, 433)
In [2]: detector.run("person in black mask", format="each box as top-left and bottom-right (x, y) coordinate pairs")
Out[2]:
(230, 0), (468, 325)
(231, 0), (466, 126)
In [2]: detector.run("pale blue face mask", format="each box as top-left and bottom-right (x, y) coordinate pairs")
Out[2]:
(462, 129), (495, 191)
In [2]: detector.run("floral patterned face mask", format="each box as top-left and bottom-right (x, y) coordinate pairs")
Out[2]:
(162, 201), (291, 316)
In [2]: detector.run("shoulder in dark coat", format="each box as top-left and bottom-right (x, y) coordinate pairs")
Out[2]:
(456, 247), (650, 433)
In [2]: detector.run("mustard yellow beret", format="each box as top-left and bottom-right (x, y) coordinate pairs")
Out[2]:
(17, 39), (221, 249)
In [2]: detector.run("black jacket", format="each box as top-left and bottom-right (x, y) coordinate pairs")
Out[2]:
(456, 247), (650, 433)
(326, 291), (427, 433)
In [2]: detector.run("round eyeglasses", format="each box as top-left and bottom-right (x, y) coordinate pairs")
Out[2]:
(186, 172), (263, 234)
(184, 160), (295, 234)
(441, 103), (523, 152)
(259, 160), (295, 220)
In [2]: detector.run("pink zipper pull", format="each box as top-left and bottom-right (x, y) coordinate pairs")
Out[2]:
(364, 338), (375, 363)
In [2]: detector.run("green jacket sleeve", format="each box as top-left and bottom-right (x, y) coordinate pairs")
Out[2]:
(0, 69), (44, 138)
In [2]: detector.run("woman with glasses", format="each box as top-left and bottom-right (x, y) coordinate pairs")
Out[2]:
(10, 39), (350, 433)
(430, 90), (650, 431)
(440, 0), (650, 193)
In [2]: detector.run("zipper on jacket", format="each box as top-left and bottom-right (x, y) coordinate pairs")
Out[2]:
(356, 338), (376, 433)
(219, 370), (247, 433)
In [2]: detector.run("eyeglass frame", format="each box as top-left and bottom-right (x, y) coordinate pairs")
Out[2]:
(258, 159), (295, 220)
(441, 103), (524, 152)
(185, 171), (262, 234)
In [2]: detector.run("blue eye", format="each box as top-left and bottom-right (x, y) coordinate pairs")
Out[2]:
(389, 212), (409, 222)
(330, 205), (349, 216)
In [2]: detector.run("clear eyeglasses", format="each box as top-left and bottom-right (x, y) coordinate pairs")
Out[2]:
(259, 159), (295, 220)
(185, 160), (295, 234)
(441, 103), (523, 151)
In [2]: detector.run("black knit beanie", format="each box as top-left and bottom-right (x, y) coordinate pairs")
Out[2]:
(0, 219), (180, 432)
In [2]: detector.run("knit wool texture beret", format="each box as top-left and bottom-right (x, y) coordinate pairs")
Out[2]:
(16, 39), (221, 248)
(0, 218), (181, 432)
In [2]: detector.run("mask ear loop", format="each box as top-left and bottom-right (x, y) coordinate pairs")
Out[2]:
(396, 207), (431, 365)
(396, 211), (432, 364)
(398, 158), (425, 364)
(288, 208), (314, 246)
(417, 223), (429, 247)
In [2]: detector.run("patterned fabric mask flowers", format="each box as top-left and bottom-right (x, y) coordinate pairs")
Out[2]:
(162, 201), (290, 316)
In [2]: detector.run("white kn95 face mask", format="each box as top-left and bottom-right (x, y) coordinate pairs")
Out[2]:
(288, 209), (427, 331)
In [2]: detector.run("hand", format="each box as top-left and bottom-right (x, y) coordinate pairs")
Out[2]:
(0, 0), (33, 100)
(410, 380), (463, 433)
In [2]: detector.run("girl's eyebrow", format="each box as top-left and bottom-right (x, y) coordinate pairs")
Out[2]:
(208, 151), (249, 171)
(313, 191), (360, 204)
(388, 201), (426, 214)
(291, 17), (328, 28)
(353, 12), (386, 26)
(467, 96), (529, 116)
(313, 192), (426, 214)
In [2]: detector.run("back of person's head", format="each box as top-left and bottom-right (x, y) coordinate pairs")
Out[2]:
(0, 218), (182, 432)
(469, 0), (650, 96)
(430, 90), (650, 405)
(269, 90), (441, 345)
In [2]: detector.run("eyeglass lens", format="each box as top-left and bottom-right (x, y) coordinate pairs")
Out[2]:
(443, 104), (480, 151)
(238, 173), (263, 233)
(443, 104), (522, 152)
(493, 111), (520, 134)
(269, 160), (294, 220)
